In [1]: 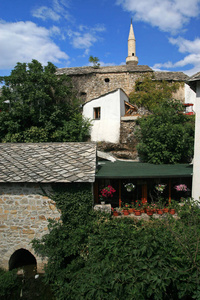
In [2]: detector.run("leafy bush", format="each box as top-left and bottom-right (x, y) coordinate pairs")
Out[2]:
(0, 268), (20, 300)
(136, 99), (195, 164)
(32, 186), (200, 300)
(129, 75), (181, 111)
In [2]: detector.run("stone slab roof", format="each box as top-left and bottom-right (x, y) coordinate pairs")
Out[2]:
(0, 143), (96, 183)
(56, 65), (153, 76)
(153, 71), (189, 81)
(188, 72), (200, 82)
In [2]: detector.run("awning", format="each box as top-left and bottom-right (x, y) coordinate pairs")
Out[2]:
(96, 161), (193, 179)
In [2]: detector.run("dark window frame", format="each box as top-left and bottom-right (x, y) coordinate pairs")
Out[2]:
(94, 107), (101, 120)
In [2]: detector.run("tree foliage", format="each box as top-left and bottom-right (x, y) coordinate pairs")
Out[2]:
(136, 99), (195, 164)
(89, 56), (100, 68)
(129, 75), (181, 111)
(32, 186), (200, 300)
(0, 60), (91, 142)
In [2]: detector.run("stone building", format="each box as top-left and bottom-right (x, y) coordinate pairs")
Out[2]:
(56, 22), (190, 105)
(0, 143), (96, 272)
(56, 22), (192, 156)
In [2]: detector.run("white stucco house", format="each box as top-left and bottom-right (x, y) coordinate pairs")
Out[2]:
(83, 88), (132, 144)
(188, 72), (200, 201)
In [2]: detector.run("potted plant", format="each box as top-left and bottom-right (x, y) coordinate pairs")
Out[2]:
(99, 185), (116, 204)
(122, 204), (129, 215)
(155, 184), (166, 215)
(168, 200), (177, 215)
(156, 202), (164, 214)
(134, 200), (142, 216)
(112, 207), (120, 216)
(146, 204), (154, 216)
(128, 204), (134, 214)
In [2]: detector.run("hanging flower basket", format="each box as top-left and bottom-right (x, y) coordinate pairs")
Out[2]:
(99, 185), (116, 203)
(124, 183), (135, 192)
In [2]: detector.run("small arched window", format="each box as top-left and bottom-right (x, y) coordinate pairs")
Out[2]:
(104, 78), (110, 83)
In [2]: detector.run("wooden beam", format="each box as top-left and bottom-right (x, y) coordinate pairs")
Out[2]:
(141, 184), (147, 203)
(169, 179), (171, 203)
(119, 180), (122, 207)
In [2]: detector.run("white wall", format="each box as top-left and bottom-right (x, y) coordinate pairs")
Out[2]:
(83, 89), (129, 143)
(185, 83), (196, 111)
(192, 81), (200, 201)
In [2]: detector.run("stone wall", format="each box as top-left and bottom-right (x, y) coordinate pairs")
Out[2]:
(71, 71), (153, 103)
(0, 183), (60, 272)
(57, 66), (188, 104)
(97, 118), (139, 160)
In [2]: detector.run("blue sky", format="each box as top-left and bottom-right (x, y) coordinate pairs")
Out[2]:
(0, 0), (200, 76)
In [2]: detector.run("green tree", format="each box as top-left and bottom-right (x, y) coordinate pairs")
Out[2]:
(0, 60), (91, 142)
(136, 99), (195, 164)
(89, 55), (100, 68)
(129, 75), (181, 111)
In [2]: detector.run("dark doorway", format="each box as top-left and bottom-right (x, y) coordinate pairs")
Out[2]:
(9, 248), (37, 271)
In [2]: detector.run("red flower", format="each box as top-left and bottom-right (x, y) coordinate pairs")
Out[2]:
(100, 185), (116, 199)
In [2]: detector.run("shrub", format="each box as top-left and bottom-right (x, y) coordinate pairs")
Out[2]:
(0, 268), (20, 300)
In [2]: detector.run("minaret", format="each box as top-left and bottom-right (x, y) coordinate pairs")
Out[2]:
(126, 20), (138, 65)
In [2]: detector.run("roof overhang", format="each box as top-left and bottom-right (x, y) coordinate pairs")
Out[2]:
(96, 161), (192, 179)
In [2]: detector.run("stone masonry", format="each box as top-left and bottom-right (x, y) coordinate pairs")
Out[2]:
(0, 143), (96, 272)
(0, 183), (60, 272)
(56, 65), (189, 104)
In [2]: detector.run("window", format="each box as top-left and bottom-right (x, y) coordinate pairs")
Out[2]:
(104, 78), (110, 83)
(94, 107), (101, 119)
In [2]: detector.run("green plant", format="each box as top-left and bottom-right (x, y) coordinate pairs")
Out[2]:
(134, 200), (142, 210)
(32, 185), (200, 300)
(129, 75), (181, 111)
(0, 60), (91, 143)
(136, 99), (195, 164)
(89, 55), (100, 68)
(0, 268), (20, 300)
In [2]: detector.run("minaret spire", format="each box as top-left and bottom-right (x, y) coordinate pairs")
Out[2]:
(126, 20), (138, 65)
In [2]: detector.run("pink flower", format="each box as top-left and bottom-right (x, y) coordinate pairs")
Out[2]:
(174, 184), (188, 192)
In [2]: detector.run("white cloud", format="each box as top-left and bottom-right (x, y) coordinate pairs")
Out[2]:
(152, 37), (200, 75)
(116, 0), (200, 33)
(32, 6), (60, 21)
(67, 25), (105, 52)
(71, 33), (97, 49)
(169, 36), (200, 53)
(32, 0), (73, 22)
(0, 21), (69, 70)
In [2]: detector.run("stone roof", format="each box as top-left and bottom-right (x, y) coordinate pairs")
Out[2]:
(56, 65), (188, 82)
(0, 143), (96, 183)
(56, 64), (153, 76)
(188, 72), (200, 82)
(153, 71), (189, 81)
